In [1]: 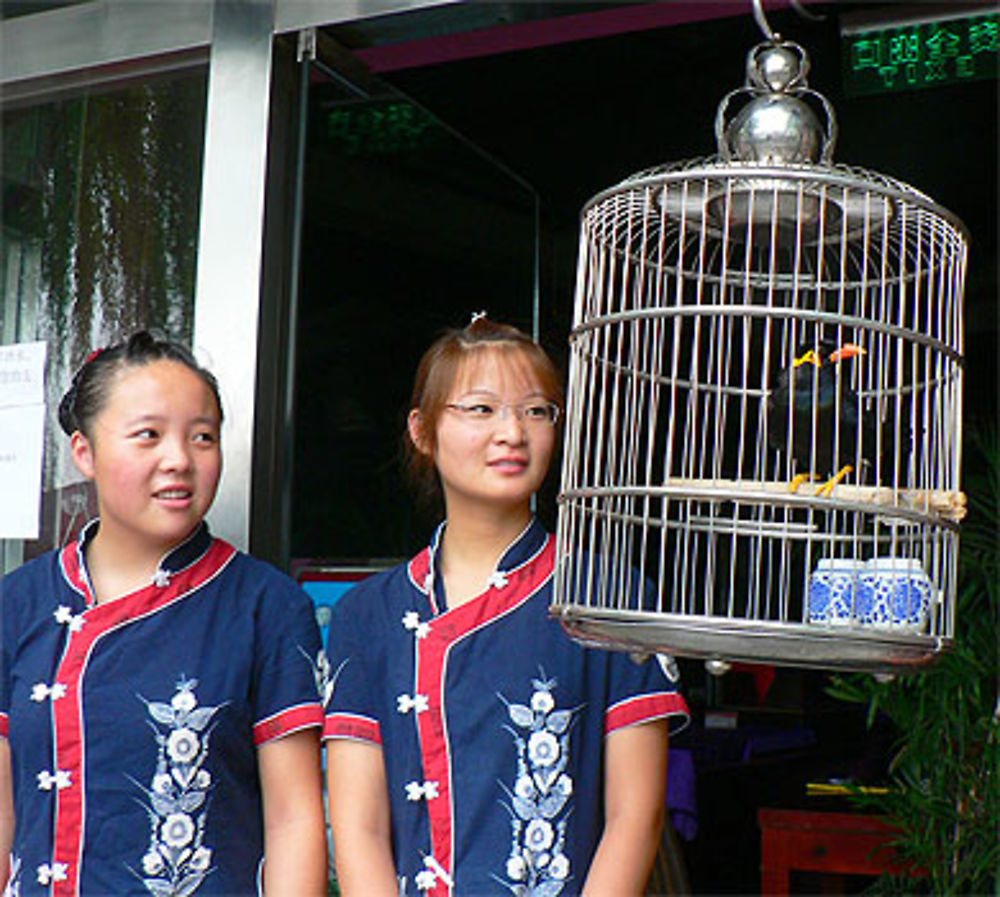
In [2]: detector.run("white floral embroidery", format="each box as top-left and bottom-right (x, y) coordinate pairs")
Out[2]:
(128, 676), (225, 895)
(527, 731), (560, 767)
(161, 813), (195, 848)
(166, 728), (200, 764)
(5, 854), (21, 896)
(656, 653), (680, 683)
(549, 854), (570, 880)
(506, 854), (527, 881)
(299, 645), (334, 706)
(172, 690), (197, 713)
(189, 847), (212, 873)
(142, 851), (164, 876)
(153, 773), (173, 795)
(496, 671), (579, 895)
(530, 690), (554, 714)
(514, 775), (536, 800)
(418, 856), (453, 889)
(525, 819), (554, 851)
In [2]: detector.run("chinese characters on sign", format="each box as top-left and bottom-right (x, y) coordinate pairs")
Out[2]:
(0, 341), (47, 539)
(843, 12), (998, 96)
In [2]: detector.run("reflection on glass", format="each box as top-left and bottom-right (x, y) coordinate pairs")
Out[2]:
(1, 70), (207, 562)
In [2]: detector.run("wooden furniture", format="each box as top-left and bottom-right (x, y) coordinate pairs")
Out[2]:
(759, 807), (910, 895)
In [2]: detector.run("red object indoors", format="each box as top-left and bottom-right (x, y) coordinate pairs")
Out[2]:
(759, 808), (915, 895)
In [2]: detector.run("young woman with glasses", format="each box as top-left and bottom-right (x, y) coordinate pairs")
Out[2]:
(323, 315), (689, 896)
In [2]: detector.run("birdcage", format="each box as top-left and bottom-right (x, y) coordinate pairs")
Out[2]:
(552, 4), (967, 675)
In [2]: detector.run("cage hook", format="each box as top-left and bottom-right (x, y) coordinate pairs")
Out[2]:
(752, 0), (779, 42)
(753, 0), (825, 43)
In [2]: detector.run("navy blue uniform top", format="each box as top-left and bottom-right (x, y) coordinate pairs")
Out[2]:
(324, 518), (689, 896)
(0, 521), (325, 896)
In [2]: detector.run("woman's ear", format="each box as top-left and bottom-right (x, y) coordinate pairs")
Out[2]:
(70, 430), (96, 480)
(408, 409), (431, 456)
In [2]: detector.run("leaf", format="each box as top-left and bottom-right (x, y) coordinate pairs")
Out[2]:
(508, 704), (534, 727)
(176, 873), (207, 897)
(151, 794), (176, 816)
(184, 707), (218, 732)
(512, 796), (535, 821)
(821, 423), (1000, 895)
(147, 703), (175, 725)
(178, 790), (205, 812)
(537, 790), (568, 819)
(545, 711), (572, 735)
(143, 879), (174, 897)
(533, 879), (565, 897)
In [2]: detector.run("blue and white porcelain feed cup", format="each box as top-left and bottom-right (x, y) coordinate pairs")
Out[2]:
(808, 559), (861, 625)
(856, 557), (933, 632)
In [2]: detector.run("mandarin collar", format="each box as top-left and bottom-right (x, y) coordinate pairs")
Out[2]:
(426, 517), (547, 609)
(74, 519), (214, 593)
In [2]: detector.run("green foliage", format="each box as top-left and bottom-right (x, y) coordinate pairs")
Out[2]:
(827, 426), (999, 895)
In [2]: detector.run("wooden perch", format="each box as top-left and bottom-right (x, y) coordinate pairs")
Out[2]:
(663, 477), (967, 523)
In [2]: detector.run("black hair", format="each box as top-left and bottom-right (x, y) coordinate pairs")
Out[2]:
(57, 330), (223, 438)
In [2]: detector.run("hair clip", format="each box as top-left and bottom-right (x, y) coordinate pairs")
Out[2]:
(84, 348), (105, 365)
(469, 310), (488, 325)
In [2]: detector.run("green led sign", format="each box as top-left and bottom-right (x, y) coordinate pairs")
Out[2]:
(325, 101), (439, 156)
(842, 11), (998, 96)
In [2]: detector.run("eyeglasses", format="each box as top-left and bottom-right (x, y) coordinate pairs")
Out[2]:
(445, 399), (560, 427)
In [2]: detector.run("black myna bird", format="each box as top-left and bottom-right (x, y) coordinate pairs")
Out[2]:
(766, 338), (874, 495)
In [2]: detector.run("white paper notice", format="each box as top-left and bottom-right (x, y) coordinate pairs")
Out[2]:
(0, 341), (48, 539)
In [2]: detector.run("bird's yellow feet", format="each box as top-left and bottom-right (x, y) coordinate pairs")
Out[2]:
(788, 472), (820, 493)
(817, 465), (853, 497)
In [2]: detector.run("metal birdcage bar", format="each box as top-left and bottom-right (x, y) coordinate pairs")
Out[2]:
(552, 8), (967, 675)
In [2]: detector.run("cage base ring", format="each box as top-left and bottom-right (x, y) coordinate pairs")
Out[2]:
(551, 606), (949, 674)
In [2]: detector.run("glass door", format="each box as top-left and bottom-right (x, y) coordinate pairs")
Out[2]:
(289, 51), (540, 566)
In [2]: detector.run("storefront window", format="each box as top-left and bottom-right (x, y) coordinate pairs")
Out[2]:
(0, 68), (207, 566)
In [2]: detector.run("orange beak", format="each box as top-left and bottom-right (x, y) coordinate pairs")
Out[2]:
(827, 343), (866, 363)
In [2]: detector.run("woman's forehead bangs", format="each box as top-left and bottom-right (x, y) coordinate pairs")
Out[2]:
(447, 344), (560, 400)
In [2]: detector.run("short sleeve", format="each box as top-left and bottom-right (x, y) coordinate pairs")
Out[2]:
(250, 570), (325, 745)
(603, 651), (690, 736)
(322, 588), (382, 744)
